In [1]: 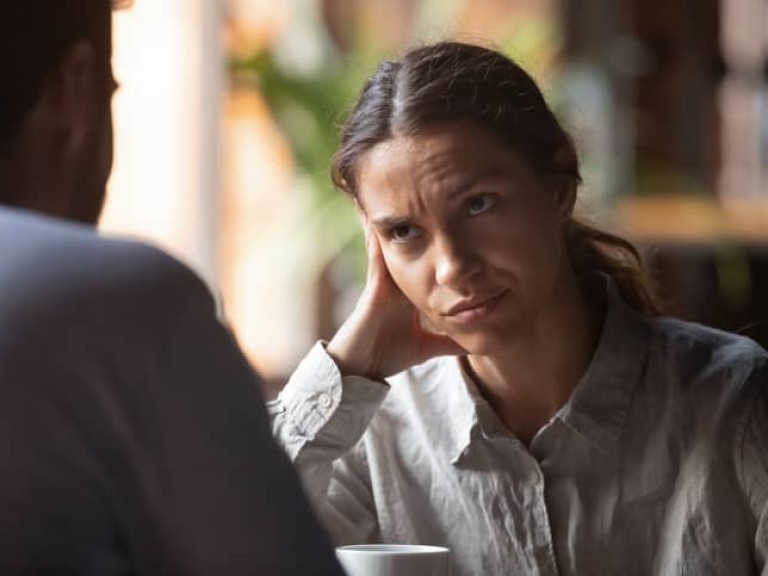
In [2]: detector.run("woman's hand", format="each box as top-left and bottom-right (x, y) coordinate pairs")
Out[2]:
(326, 219), (466, 380)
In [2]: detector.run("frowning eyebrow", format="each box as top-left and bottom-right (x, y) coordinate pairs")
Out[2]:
(444, 170), (505, 200)
(368, 169), (507, 228)
(371, 215), (412, 229)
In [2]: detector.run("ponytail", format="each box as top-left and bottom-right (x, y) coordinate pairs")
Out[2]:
(565, 218), (663, 317)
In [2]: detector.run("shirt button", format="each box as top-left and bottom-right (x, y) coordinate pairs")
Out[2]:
(317, 392), (333, 409)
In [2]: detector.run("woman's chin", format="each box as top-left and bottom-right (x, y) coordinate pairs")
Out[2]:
(451, 329), (518, 357)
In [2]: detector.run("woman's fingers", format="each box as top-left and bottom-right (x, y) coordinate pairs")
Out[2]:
(327, 208), (465, 377)
(362, 220), (403, 306)
(359, 210), (377, 281)
(363, 220), (386, 281)
(364, 222), (381, 279)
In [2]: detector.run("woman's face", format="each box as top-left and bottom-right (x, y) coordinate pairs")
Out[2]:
(356, 121), (573, 355)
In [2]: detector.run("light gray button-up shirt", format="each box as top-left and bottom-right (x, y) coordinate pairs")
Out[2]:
(270, 277), (768, 576)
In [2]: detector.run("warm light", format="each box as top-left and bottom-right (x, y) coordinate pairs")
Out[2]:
(102, 0), (223, 286)
(226, 0), (287, 56)
(220, 87), (304, 376)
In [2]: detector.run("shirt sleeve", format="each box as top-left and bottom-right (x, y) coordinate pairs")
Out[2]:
(269, 342), (390, 544)
(735, 358), (768, 573)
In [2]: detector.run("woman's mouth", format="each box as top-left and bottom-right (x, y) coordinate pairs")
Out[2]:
(443, 291), (507, 324)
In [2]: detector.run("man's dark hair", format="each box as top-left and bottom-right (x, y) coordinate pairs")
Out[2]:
(0, 1), (128, 151)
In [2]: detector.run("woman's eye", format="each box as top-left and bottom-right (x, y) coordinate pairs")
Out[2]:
(467, 194), (497, 216)
(389, 224), (420, 243)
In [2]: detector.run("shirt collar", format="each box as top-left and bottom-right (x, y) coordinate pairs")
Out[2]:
(557, 273), (652, 452)
(442, 356), (544, 465)
(439, 356), (482, 464)
(442, 273), (652, 462)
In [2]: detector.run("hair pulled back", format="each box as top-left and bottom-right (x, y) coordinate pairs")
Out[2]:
(332, 41), (660, 316)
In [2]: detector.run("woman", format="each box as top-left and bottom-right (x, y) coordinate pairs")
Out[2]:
(270, 41), (768, 575)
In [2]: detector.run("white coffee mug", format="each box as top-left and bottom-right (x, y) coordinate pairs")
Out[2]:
(335, 544), (450, 576)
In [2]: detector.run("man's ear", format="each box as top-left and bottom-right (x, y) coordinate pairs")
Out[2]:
(44, 41), (96, 154)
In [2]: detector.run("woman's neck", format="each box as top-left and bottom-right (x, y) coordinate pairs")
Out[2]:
(466, 268), (601, 446)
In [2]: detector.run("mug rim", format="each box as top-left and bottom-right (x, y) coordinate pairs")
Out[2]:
(336, 544), (449, 555)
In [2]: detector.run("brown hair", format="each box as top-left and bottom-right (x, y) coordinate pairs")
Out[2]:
(0, 1), (128, 151)
(331, 41), (661, 316)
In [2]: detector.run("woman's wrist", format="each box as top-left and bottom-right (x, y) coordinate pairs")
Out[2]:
(326, 334), (391, 382)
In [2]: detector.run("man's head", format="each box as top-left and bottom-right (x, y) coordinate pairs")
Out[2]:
(0, 1), (128, 225)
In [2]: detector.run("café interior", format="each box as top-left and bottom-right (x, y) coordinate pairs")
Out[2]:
(103, 0), (768, 393)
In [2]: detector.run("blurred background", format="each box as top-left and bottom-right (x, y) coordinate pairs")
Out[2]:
(102, 0), (768, 392)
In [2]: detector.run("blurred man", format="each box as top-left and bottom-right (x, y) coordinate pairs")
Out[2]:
(0, 2), (344, 574)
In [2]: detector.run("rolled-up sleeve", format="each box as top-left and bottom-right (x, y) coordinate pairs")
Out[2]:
(269, 342), (390, 544)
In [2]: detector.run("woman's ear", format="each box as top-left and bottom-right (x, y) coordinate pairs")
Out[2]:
(551, 147), (578, 218)
(553, 176), (577, 218)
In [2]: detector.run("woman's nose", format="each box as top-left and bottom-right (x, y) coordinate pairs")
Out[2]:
(434, 235), (483, 288)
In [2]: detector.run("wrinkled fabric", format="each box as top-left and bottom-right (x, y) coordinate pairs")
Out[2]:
(270, 277), (768, 576)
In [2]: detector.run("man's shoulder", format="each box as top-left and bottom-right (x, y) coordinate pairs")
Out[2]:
(0, 207), (211, 316)
(0, 207), (175, 267)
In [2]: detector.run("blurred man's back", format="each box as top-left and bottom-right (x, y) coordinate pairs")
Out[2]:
(0, 208), (342, 574)
(0, 2), (343, 573)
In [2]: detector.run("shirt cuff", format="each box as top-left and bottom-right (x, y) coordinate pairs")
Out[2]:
(272, 341), (390, 441)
